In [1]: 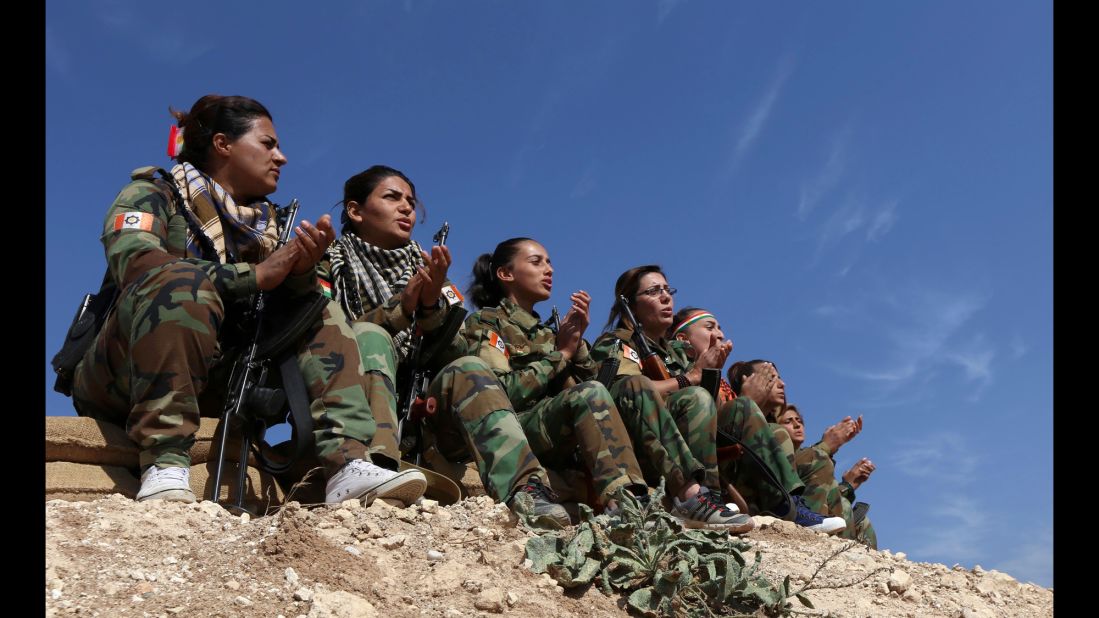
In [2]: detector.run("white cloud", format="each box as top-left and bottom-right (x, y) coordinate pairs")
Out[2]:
(570, 160), (598, 198)
(797, 130), (848, 220)
(1009, 333), (1028, 360)
(891, 432), (979, 485)
(866, 200), (899, 241)
(991, 528), (1053, 588)
(657, 0), (688, 24)
(730, 55), (795, 170)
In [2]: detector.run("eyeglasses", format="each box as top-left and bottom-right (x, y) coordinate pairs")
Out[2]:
(636, 285), (677, 298)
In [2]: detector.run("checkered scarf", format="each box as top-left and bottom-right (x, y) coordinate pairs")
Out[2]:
(171, 162), (279, 263)
(327, 233), (425, 359)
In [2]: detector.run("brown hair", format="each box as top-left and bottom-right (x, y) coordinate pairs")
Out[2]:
(603, 264), (666, 332)
(169, 94), (272, 170)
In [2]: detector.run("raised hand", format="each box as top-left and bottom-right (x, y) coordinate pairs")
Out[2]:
(556, 290), (591, 360)
(822, 415), (860, 452)
(255, 215), (336, 291)
(738, 363), (776, 403)
(416, 244), (453, 308)
(842, 457), (876, 489)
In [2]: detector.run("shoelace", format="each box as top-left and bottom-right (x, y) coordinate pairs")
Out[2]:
(522, 478), (560, 503)
(157, 467), (187, 482)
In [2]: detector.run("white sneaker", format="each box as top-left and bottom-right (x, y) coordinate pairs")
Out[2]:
(325, 459), (427, 506)
(136, 466), (196, 503)
(808, 516), (847, 535)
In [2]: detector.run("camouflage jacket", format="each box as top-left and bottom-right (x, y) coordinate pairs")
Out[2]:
(100, 167), (314, 301)
(463, 298), (596, 412)
(589, 325), (694, 383)
(316, 248), (468, 367)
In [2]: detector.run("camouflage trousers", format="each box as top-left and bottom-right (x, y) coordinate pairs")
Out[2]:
(793, 446), (878, 548)
(607, 376), (709, 496)
(72, 261), (382, 476)
(517, 381), (647, 504)
(716, 397), (805, 516)
(425, 356), (547, 502)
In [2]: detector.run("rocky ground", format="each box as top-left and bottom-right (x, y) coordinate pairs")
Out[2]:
(45, 494), (1053, 617)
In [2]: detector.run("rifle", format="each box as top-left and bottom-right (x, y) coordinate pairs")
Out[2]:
(617, 295), (672, 381)
(212, 199), (325, 512)
(595, 339), (621, 389)
(396, 222), (468, 464)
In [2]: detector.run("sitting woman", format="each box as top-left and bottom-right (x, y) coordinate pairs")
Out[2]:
(596, 293), (841, 533)
(321, 167), (569, 525)
(71, 95), (422, 508)
(776, 404), (878, 548)
(465, 238), (750, 531)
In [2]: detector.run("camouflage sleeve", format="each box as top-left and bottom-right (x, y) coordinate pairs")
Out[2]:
(569, 338), (597, 382)
(353, 281), (456, 336)
(838, 479), (856, 502)
(102, 179), (256, 299)
(589, 333), (643, 382)
(464, 311), (568, 410)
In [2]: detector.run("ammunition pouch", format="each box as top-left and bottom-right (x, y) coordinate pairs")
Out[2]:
(50, 272), (119, 396)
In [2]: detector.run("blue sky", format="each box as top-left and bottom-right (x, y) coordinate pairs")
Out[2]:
(46, 1), (1052, 587)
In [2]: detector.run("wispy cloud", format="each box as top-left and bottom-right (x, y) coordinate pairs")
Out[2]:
(891, 433), (980, 484)
(91, 0), (213, 66)
(45, 27), (70, 78)
(1009, 333), (1028, 360)
(797, 129), (849, 220)
(991, 527), (1053, 587)
(570, 159), (599, 198)
(866, 200), (899, 241)
(911, 494), (987, 563)
(657, 0), (688, 24)
(816, 284), (993, 399)
(730, 55), (796, 170)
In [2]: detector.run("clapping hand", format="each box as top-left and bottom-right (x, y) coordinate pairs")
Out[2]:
(555, 290), (591, 361)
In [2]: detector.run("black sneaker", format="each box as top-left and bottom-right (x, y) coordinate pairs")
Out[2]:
(508, 475), (571, 527)
(672, 488), (754, 533)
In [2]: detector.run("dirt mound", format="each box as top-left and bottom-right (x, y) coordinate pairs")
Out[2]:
(45, 496), (1052, 617)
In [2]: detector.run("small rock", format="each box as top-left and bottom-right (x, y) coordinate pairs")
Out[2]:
(51, 589), (62, 600)
(129, 570), (145, 581)
(48, 578), (64, 591)
(285, 567), (300, 586)
(903, 589), (920, 603)
(972, 565), (985, 575)
(226, 580), (241, 591)
(751, 515), (780, 529)
(166, 607), (185, 614)
(876, 581), (890, 595)
(522, 559), (534, 570)
(294, 588), (314, 602)
(889, 570), (912, 594)
(421, 499), (439, 513)
(340, 499), (361, 510)
(380, 534), (407, 550)
(445, 610), (463, 618)
(345, 546), (362, 557)
(426, 550), (445, 561)
(169, 576), (186, 584)
(506, 591), (519, 607)
(462, 579), (483, 593)
(198, 501), (224, 518)
(131, 595), (144, 603)
(104, 583), (121, 596)
(396, 508), (418, 522)
(235, 596), (253, 607)
(474, 588), (506, 613)
(334, 509), (354, 521)
(895, 552), (907, 560)
(240, 512), (251, 524)
(162, 557), (178, 565)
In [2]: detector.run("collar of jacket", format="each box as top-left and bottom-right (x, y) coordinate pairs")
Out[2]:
(499, 297), (544, 332)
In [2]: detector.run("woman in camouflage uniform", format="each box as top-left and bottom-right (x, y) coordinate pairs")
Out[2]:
(592, 273), (842, 533)
(776, 404), (878, 547)
(320, 167), (571, 525)
(70, 95), (422, 507)
(466, 240), (750, 530)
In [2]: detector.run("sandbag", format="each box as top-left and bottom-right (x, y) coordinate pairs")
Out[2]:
(188, 460), (285, 515)
(45, 416), (254, 467)
(45, 461), (140, 501)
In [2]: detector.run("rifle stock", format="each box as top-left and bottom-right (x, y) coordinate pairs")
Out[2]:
(617, 295), (672, 382)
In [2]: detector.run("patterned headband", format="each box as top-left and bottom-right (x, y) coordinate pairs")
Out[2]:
(673, 311), (715, 336)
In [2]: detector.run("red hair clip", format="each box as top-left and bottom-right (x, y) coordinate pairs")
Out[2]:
(167, 126), (184, 158)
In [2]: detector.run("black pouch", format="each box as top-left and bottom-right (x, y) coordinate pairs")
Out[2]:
(50, 272), (119, 396)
